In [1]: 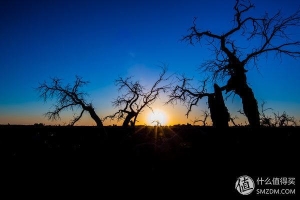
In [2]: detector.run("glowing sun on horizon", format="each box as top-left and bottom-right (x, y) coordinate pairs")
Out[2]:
(147, 109), (168, 125)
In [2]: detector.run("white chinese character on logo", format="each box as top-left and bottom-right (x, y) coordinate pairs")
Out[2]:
(235, 175), (255, 195)
(265, 177), (272, 185)
(257, 177), (264, 185)
(288, 177), (296, 185)
(272, 177), (280, 185)
(280, 177), (288, 185)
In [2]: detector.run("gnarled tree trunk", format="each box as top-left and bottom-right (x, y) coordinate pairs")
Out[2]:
(226, 63), (260, 128)
(122, 112), (137, 128)
(85, 106), (104, 127)
(208, 84), (230, 128)
(236, 85), (260, 128)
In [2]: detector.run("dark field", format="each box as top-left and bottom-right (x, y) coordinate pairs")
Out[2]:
(1, 125), (299, 196)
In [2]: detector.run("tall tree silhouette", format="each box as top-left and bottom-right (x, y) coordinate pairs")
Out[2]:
(167, 77), (230, 127)
(105, 67), (171, 127)
(170, 0), (300, 127)
(37, 76), (104, 127)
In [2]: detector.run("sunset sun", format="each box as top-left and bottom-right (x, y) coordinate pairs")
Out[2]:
(147, 109), (168, 125)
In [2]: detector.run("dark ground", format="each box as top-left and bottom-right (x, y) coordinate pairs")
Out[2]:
(1, 125), (299, 197)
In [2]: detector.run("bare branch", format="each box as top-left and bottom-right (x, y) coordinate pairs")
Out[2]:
(178, 0), (300, 127)
(182, 0), (300, 81)
(192, 110), (210, 126)
(36, 76), (103, 127)
(230, 115), (239, 126)
(69, 109), (85, 126)
(107, 66), (172, 127)
(166, 75), (213, 117)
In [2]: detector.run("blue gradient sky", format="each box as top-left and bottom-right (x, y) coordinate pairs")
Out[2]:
(1, 0), (300, 126)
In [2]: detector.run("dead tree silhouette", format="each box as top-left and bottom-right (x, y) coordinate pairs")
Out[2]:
(169, 0), (300, 127)
(104, 66), (172, 128)
(260, 101), (297, 127)
(36, 76), (104, 127)
(208, 84), (230, 128)
(168, 78), (230, 127)
(192, 110), (210, 126)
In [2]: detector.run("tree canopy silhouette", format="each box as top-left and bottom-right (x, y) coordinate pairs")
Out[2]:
(36, 76), (104, 127)
(169, 0), (300, 127)
(104, 66), (171, 127)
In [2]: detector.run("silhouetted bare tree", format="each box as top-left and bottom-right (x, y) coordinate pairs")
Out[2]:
(104, 67), (171, 128)
(260, 101), (273, 127)
(37, 76), (104, 127)
(167, 77), (230, 127)
(260, 101), (297, 127)
(170, 0), (300, 127)
(192, 110), (210, 126)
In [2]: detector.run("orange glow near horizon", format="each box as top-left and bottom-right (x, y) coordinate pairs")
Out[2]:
(146, 109), (168, 126)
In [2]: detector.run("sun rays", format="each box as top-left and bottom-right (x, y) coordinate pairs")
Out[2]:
(147, 109), (168, 126)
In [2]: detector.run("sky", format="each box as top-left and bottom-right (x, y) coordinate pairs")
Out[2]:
(1, 0), (300, 126)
